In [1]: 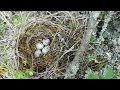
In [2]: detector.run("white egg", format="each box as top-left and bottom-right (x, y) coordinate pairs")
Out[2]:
(42, 38), (50, 46)
(36, 43), (44, 49)
(34, 50), (42, 57)
(42, 46), (50, 54)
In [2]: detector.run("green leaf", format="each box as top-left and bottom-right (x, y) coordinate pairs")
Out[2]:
(98, 63), (105, 71)
(13, 71), (26, 79)
(12, 15), (21, 24)
(21, 16), (27, 24)
(99, 11), (108, 20)
(117, 76), (120, 79)
(87, 72), (99, 79)
(99, 74), (105, 79)
(60, 42), (65, 48)
(90, 35), (97, 44)
(103, 66), (114, 79)
(18, 72), (24, 79)
(12, 14), (26, 25)
(101, 11), (108, 17)
(13, 68), (34, 79)
(88, 56), (96, 62)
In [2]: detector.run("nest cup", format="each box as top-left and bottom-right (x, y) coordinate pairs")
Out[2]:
(18, 22), (61, 72)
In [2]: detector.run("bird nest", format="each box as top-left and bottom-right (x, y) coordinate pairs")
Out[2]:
(18, 22), (62, 73)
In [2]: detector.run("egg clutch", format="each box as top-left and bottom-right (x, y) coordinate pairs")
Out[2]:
(34, 38), (50, 58)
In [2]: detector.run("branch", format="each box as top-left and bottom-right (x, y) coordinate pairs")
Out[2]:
(64, 11), (101, 79)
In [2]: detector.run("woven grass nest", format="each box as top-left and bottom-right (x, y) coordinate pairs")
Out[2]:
(18, 22), (62, 72)
(17, 20), (82, 78)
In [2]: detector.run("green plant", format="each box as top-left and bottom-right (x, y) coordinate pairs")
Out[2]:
(102, 66), (114, 79)
(87, 72), (99, 79)
(60, 42), (65, 48)
(85, 65), (115, 79)
(97, 63), (105, 71)
(100, 11), (108, 18)
(12, 14), (27, 26)
(117, 76), (120, 79)
(87, 56), (97, 62)
(1, 60), (34, 79)
(13, 69), (34, 79)
(90, 35), (97, 44)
